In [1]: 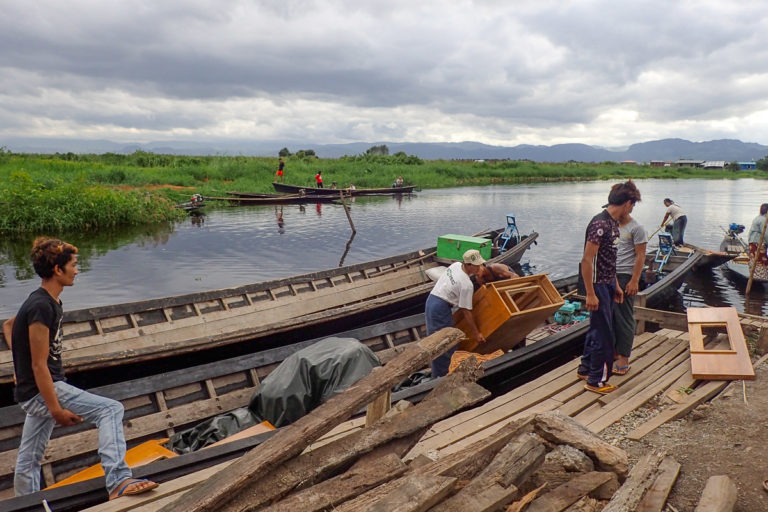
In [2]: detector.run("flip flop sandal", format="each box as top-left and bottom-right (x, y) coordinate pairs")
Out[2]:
(763, 479), (768, 493)
(584, 383), (618, 395)
(110, 478), (159, 500)
(613, 365), (631, 376)
(577, 372), (589, 381)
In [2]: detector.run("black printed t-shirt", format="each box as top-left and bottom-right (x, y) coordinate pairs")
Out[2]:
(583, 210), (620, 284)
(11, 288), (66, 402)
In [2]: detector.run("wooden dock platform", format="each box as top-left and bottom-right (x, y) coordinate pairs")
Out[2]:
(79, 325), (734, 511)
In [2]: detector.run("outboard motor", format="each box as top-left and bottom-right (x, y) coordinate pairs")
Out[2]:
(721, 223), (746, 253)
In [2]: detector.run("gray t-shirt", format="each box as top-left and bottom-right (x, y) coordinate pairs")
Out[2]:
(616, 218), (647, 274)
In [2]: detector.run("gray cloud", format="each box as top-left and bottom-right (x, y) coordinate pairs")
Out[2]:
(1, 0), (768, 147)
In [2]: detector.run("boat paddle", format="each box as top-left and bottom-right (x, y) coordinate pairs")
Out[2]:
(647, 218), (672, 241)
(746, 212), (768, 294)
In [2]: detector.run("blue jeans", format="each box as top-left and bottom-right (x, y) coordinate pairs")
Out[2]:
(15, 381), (132, 496)
(425, 294), (457, 378)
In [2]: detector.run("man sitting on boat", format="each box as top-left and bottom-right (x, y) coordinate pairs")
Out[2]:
(748, 203), (768, 279)
(425, 249), (486, 378)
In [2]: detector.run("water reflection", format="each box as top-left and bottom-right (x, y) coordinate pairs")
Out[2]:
(339, 231), (357, 267)
(3, 178), (768, 317)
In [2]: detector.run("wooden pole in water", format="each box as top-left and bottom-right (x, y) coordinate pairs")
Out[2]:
(339, 190), (356, 233)
(746, 212), (768, 294)
(647, 218), (672, 241)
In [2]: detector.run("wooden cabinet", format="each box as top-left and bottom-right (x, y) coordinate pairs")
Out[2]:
(455, 274), (564, 353)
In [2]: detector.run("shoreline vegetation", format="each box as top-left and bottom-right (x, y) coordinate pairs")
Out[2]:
(1, 149), (765, 233)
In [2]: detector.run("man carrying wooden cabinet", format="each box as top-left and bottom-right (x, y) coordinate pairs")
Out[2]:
(426, 249), (486, 378)
(2, 238), (158, 500)
(577, 181), (640, 394)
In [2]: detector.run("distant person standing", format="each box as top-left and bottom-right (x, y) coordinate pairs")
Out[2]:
(612, 202), (647, 376)
(425, 250), (486, 378)
(577, 181), (640, 394)
(315, 171), (323, 188)
(275, 158), (285, 183)
(661, 198), (687, 246)
(748, 203), (768, 265)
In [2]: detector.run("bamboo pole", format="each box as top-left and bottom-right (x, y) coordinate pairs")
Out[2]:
(746, 212), (768, 294)
(647, 218), (672, 241)
(339, 191), (356, 233)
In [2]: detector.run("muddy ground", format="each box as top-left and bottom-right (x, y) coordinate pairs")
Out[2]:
(600, 359), (768, 511)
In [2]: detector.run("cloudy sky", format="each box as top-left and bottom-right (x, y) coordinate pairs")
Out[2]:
(2, 0), (768, 148)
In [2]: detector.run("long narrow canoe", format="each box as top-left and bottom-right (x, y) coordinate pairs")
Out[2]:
(0, 230), (538, 384)
(725, 254), (768, 284)
(205, 193), (341, 205)
(634, 247), (703, 309)
(273, 182), (416, 196)
(0, 275), (579, 504)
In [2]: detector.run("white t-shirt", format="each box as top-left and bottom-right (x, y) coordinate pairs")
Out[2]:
(430, 261), (474, 310)
(665, 203), (684, 221)
(616, 219), (647, 274)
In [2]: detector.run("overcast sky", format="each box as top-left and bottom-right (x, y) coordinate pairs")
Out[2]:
(2, 0), (768, 148)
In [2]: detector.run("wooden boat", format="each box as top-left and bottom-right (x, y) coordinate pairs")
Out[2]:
(682, 243), (739, 270)
(273, 182), (416, 196)
(0, 275), (581, 505)
(204, 193), (341, 205)
(0, 229), (539, 385)
(634, 245), (703, 310)
(174, 200), (206, 212)
(725, 254), (768, 284)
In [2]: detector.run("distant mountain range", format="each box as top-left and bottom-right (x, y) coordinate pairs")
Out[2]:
(2, 136), (767, 163)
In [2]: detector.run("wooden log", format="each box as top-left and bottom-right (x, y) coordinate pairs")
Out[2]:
(532, 411), (629, 479)
(526, 472), (616, 512)
(435, 434), (546, 511)
(636, 456), (681, 512)
(633, 306), (688, 332)
(261, 453), (408, 512)
(365, 390), (391, 426)
(601, 451), (667, 512)
(694, 475), (737, 512)
(757, 326), (768, 356)
(222, 383), (490, 512)
(158, 327), (465, 512)
(352, 473), (458, 512)
(507, 484), (548, 512)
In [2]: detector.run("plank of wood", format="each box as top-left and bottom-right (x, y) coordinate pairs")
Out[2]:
(602, 451), (667, 512)
(526, 472), (615, 512)
(157, 327), (464, 512)
(625, 380), (729, 440)
(261, 453), (408, 512)
(221, 383), (490, 512)
(337, 473), (457, 512)
(694, 475), (737, 512)
(437, 435), (545, 511)
(687, 307), (755, 380)
(636, 456), (681, 512)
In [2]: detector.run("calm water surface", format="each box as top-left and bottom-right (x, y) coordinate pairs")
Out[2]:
(3, 178), (768, 318)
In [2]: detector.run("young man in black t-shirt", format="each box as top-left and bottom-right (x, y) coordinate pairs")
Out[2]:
(577, 181), (641, 394)
(2, 238), (157, 499)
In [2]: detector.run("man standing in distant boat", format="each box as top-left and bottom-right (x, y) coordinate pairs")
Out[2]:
(275, 157), (285, 183)
(661, 198), (687, 246)
(425, 249), (486, 378)
(315, 171), (323, 188)
(3, 238), (158, 500)
(612, 196), (646, 377)
(577, 181), (640, 394)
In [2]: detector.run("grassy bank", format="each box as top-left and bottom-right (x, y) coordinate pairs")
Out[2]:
(0, 150), (763, 233)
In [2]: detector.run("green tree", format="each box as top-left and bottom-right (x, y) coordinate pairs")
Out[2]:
(366, 144), (389, 156)
(757, 156), (768, 171)
(727, 161), (740, 172)
(278, 147), (291, 157)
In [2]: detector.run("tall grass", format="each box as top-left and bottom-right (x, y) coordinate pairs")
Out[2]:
(0, 150), (762, 233)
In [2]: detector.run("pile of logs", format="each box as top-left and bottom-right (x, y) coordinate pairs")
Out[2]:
(152, 328), (735, 512)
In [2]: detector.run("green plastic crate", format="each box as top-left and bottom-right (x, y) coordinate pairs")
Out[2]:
(436, 234), (492, 262)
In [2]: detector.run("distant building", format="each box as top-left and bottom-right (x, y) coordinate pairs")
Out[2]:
(738, 161), (757, 170)
(620, 160), (639, 165)
(675, 159), (704, 168)
(703, 161), (725, 169)
(650, 160), (673, 167)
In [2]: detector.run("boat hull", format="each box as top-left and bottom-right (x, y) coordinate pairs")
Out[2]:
(273, 182), (416, 196)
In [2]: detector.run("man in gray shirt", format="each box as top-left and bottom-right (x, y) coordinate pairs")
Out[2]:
(613, 212), (647, 375)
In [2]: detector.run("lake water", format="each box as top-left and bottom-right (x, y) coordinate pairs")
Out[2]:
(3, 178), (768, 319)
